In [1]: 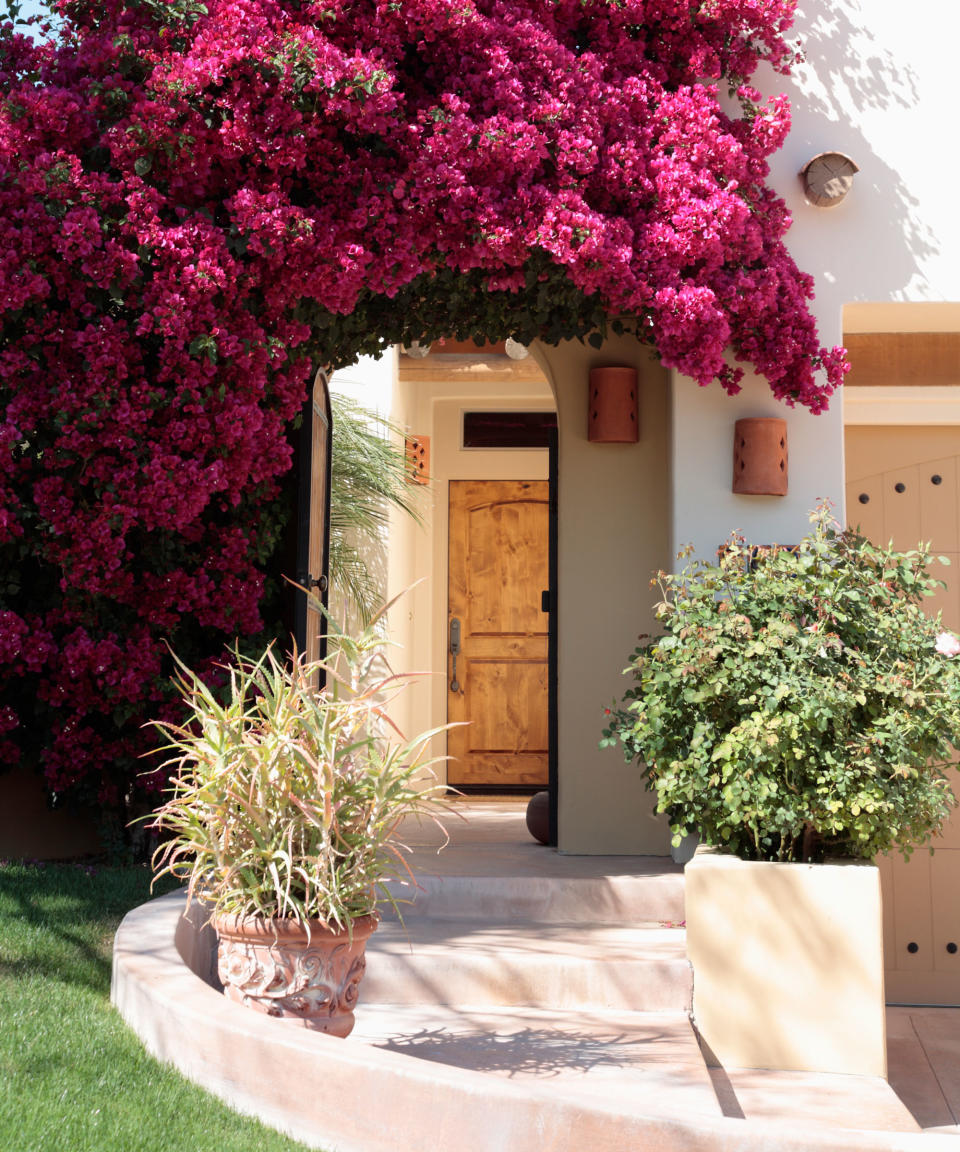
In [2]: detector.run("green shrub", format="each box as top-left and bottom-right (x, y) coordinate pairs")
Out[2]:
(602, 504), (960, 862)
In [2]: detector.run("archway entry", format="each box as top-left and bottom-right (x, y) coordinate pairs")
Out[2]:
(317, 332), (673, 856)
(394, 343), (558, 840)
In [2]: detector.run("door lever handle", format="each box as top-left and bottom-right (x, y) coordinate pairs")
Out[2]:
(449, 617), (462, 692)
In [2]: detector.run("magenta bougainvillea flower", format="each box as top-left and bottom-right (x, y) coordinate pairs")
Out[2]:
(0, 0), (846, 819)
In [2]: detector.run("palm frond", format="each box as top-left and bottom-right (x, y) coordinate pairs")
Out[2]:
(329, 391), (425, 623)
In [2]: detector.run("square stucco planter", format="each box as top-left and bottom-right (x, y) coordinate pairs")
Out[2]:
(685, 847), (886, 1078)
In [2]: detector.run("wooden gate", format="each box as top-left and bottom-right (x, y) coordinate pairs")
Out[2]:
(847, 425), (960, 1004)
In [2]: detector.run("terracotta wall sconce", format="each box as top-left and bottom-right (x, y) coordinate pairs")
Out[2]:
(587, 366), (639, 443)
(404, 434), (430, 485)
(733, 418), (788, 496)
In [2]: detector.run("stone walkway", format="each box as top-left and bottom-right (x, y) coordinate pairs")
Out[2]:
(888, 1007), (960, 1134)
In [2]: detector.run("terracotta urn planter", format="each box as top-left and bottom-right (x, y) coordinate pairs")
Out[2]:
(214, 913), (380, 1037)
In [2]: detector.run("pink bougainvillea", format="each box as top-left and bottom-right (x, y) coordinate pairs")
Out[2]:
(0, 0), (846, 826)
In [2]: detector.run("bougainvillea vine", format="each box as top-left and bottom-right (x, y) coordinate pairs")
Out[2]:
(0, 0), (846, 827)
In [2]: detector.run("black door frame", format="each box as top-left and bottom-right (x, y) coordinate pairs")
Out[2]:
(547, 425), (559, 847)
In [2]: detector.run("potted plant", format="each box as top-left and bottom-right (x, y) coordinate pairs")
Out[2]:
(147, 608), (450, 1038)
(602, 502), (960, 1075)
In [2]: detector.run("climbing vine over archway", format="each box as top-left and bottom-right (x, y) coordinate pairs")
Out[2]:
(0, 0), (845, 820)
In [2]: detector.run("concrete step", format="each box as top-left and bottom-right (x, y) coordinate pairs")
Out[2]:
(117, 890), (954, 1152)
(350, 999), (922, 1138)
(350, 1004), (723, 1120)
(385, 864), (686, 925)
(363, 918), (692, 1012)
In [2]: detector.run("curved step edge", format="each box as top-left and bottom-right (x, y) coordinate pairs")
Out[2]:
(111, 892), (954, 1152)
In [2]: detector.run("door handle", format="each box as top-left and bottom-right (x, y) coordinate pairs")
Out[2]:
(449, 617), (462, 692)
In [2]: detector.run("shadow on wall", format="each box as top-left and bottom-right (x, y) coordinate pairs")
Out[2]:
(770, 0), (939, 302)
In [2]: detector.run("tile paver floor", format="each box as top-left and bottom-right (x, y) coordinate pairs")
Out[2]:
(887, 1007), (960, 1134)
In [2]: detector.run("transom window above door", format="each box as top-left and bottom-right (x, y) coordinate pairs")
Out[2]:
(462, 411), (557, 449)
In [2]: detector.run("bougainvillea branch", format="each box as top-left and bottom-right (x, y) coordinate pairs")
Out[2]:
(0, 0), (846, 819)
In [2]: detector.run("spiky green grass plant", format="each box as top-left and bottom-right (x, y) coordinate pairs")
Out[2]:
(149, 609), (450, 929)
(0, 861), (314, 1152)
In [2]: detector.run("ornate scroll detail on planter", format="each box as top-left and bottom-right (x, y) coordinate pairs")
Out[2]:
(214, 913), (379, 1037)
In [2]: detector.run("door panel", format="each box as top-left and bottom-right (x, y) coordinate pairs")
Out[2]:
(931, 852), (960, 975)
(294, 367), (332, 668)
(891, 849), (933, 978)
(306, 371), (331, 666)
(921, 457), (959, 552)
(846, 425), (960, 1003)
(448, 480), (549, 788)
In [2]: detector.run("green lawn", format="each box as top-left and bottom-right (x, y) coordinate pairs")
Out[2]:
(0, 861), (316, 1152)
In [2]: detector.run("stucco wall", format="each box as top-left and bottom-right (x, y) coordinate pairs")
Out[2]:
(675, 0), (960, 564)
(533, 336), (673, 854)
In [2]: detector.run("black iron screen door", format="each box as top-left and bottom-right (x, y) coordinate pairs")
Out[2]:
(547, 424), (558, 846)
(294, 366), (333, 665)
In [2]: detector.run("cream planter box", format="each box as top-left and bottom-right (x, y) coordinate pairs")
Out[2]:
(685, 848), (886, 1077)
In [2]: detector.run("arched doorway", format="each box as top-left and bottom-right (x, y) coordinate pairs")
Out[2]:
(395, 343), (557, 836)
(312, 334), (675, 855)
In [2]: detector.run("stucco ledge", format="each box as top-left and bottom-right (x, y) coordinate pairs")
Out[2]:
(111, 889), (948, 1152)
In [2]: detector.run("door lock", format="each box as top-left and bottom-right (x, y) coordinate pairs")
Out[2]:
(449, 617), (462, 692)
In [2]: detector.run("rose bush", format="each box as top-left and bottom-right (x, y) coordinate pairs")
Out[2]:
(603, 505), (960, 862)
(0, 0), (846, 827)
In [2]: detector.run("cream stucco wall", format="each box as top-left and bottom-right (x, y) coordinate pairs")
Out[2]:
(674, 0), (960, 562)
(532, 336), (673, 854)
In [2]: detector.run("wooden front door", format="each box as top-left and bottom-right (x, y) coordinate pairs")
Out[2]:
(447, 480), (549, 788)
(846, 425), (960, 1004)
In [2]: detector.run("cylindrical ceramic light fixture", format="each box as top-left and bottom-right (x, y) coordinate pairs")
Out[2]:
(587, 366), (639, 443)
(733, 418), (788, 496)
